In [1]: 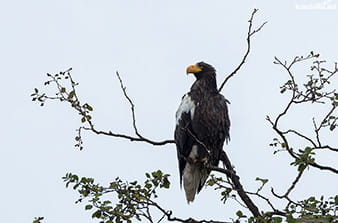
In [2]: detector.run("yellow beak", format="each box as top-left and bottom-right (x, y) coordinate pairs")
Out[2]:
(186, 64), (202, 74)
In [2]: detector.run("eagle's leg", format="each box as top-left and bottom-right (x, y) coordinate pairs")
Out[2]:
(186, 157), (208, 164)
(199, 157), (208, 163)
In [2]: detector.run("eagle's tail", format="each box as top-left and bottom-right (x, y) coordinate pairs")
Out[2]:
(183, 161), (208, 203)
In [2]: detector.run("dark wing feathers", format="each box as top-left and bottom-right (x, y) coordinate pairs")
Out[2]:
(175, 111), (194, 185)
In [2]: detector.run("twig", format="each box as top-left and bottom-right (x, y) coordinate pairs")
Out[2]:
(81, 126), (174, 145)
(282, 129), (317, 148)
(274, 169), (304, 199)
(313, 145), (338, 152)
(116, 71), (141, 138)
(246, 191), (283, 214)
(207, 165), (237, 178)
(150, 202), (231, 223)
(218, 8), (267, 92)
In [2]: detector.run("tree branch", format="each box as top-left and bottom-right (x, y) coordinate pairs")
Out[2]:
(219, 151), (261, 218)
(272, 169), (304, 199)
(31, 69), (175, 148)
(150, 202), (232, 223)
(218, 8), (267, 92)
(269, 54), (338, 174)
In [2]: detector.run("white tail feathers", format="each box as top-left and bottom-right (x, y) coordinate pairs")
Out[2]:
(182, 146), (208, 203)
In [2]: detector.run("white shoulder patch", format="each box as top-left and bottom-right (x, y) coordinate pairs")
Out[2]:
(175, 94), (196, 125)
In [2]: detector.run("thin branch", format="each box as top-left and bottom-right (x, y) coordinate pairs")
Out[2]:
(207, 165), (237, 178)
(312, 118), (321, 147)
(150, 201), (231, 223)
(313, 145), (338, 152)
(246, 191), (283, 214)
(272, 57), (297, 126)
(81, 125), (175, 146)
(307, 161), (338, 173)
(315, 105), (337, 139)
(218, 8), (267, 92)
(273, 169), (305, 199)
(116, 71), (141, 138)
(282, 129), (317, 148)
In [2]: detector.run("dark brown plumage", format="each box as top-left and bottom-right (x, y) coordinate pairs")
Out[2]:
(175, 62), (230, 202)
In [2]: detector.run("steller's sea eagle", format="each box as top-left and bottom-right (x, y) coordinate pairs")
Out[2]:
(175, 62), (230, 203)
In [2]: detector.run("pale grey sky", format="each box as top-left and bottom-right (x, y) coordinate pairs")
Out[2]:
(0, 1), (337, 223)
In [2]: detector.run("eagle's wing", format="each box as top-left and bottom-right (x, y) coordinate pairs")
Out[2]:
(174, 94), (196, 184)
(219, 95), (231, 143)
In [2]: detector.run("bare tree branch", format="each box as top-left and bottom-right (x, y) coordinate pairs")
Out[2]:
(218, 8), (267, 92)
(282, 129), (316, 148)
(272, 169), (305, 199)
(116, 71), (141, 138)
(82, 71), (176, 146)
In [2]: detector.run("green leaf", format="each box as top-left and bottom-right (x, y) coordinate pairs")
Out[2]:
(152, 170), (162, 178)
(130, 180), (137, 185)
(236, 210), (245, 218)
(286, 214), (297, 223)
(272, 217), (283, 223)
(86, 104), (93, 111)
(255, 177), (269, 185)
(68, 91), (75, 100)
(92, 210), (101, 218)
(298, 164), (307, 172)
(162, 177), (170, 189)
(85, 204), (92, 210)
(208, 179), (215, 186)
(33, 217), (44, 223)
(329, 124), (336, 131)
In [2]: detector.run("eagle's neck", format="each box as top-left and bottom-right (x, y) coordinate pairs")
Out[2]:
(190, 72), (218, 99)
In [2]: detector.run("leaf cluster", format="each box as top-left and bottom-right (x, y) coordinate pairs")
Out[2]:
(284, 196), (338, 223)
(62, 170), (170, 223)
(31, 68), (94, 150)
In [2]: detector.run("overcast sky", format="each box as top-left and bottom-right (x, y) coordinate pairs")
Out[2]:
(1, 1), (337, 223)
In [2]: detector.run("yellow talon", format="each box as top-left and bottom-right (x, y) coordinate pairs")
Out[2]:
(200, 157), (208, 162)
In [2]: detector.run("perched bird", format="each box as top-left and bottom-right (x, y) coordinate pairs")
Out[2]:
(175, 62), (230, 202)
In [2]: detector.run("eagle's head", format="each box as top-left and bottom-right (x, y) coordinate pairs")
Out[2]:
(186, 62), (216, 79)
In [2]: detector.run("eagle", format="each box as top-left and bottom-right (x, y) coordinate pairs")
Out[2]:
(175, 62), (230, 203)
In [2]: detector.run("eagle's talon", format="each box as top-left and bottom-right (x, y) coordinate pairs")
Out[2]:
(200, 157), (208, 163)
